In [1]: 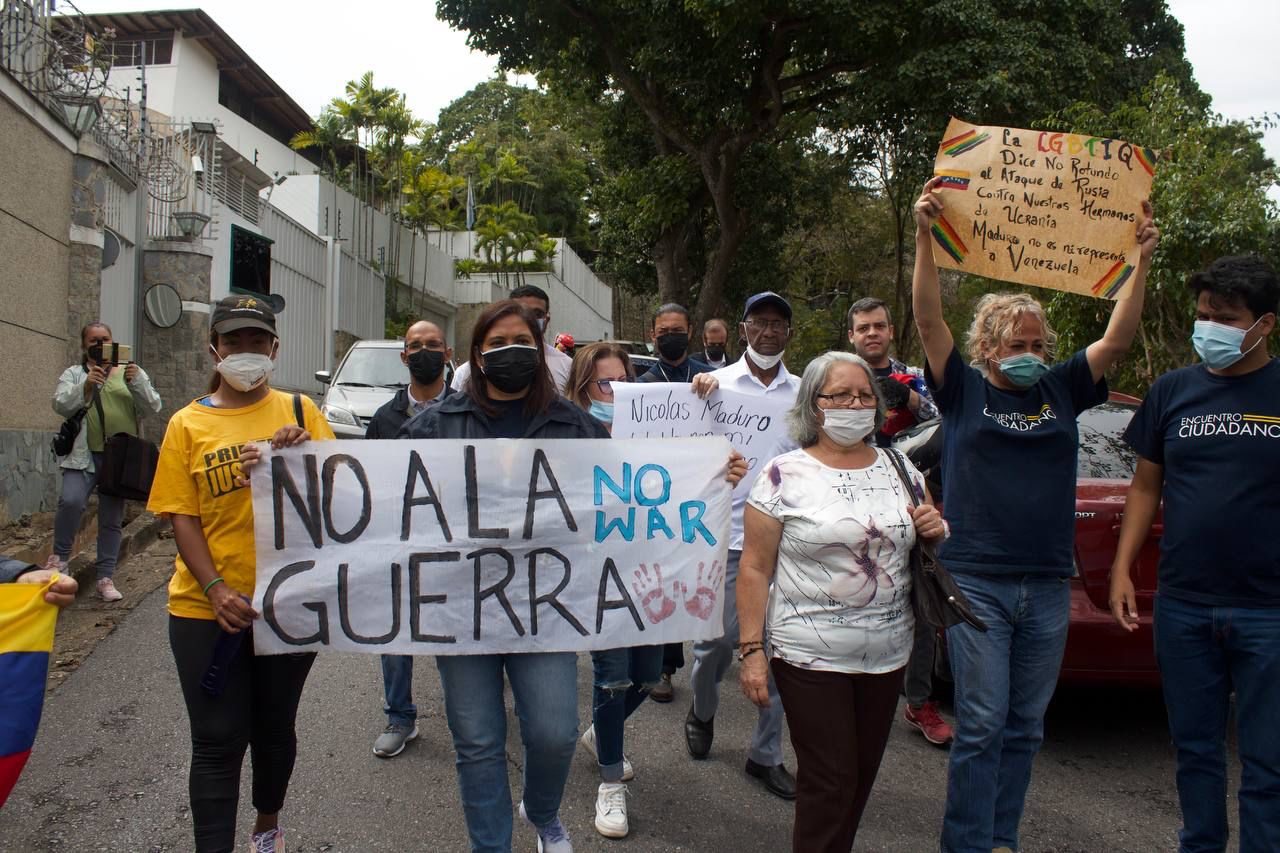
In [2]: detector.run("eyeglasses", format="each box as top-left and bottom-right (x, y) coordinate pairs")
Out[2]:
(744, 319), (789, 333)
(592, 377), (629, 393)
(404, 341), (446, 352)
(816, 391), (878, 409)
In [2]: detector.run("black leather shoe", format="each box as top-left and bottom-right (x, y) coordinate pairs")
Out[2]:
(684, 707), (713, 759)
(745, 759), (797, 800)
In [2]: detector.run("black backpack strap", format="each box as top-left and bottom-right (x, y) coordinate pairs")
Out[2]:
(292, 393), (305, 429)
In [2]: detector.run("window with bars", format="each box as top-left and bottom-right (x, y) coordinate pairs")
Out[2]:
(109, 35), (173, 67)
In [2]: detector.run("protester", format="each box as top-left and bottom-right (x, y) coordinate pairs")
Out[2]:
(2, 558), (78, 606)
(146, 295), (334, 853)
(846, 296), (950, 744)
(685, 291), (799, 799)
(636, 304), (714, 383)
(738, 351), (944, 851)
(912, 177), (1158, 853)
(694, 318), (733, 368)
(365, 320), (454, 759)
(451, 285), (573, 394)
(1110, 254), (1279, 852)
(400, 300), (609, 853)
(49, 322), (162, 601)
(566, 341), (747, 839)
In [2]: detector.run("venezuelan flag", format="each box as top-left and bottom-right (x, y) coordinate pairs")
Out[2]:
(0, 577), (58, 808)
(1091, 261), (1134, 299)
(1135, 147), (1158, 177)
(935, 169), (971, 190)
(930, 215), (968, 264)
(940, 129), (990, 157)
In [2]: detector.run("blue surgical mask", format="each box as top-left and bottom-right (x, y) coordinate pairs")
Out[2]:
(589, 400), (614, 424)
(1191, 318), (1263, 370)
(994, 353), (1051, 388)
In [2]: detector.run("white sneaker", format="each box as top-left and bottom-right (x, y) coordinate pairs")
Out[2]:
(96, 578), (123, 602)
(594, 782), (629, 839)
(519, 801), (572, 853)
(580, 725), (634, 781)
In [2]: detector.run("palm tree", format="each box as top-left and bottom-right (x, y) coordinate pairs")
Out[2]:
(289, 111), (348, 238)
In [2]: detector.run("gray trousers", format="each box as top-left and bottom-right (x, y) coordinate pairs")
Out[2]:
(689, 548), (785, 766)
(53, 453), (124, 580)
(904, 613), (940, 707)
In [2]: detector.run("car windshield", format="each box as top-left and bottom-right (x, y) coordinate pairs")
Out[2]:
(335, 347), (407, 389)
(1077, 400), (1139, 479)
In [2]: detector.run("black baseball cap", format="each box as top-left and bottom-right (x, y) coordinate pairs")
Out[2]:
(741, 291), (792, 322)
(211, 293), (285, 335)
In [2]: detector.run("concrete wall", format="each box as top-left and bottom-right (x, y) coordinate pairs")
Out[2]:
(137, 241), (215, 434)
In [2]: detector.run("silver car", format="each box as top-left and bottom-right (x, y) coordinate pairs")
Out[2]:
(315, 340), (409, 438)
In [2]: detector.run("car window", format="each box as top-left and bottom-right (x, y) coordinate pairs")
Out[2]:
(1077, 400), (1139, 479)
(335, 347), (408, 388)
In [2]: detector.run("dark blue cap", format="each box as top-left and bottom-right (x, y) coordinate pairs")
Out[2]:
(741, 291), (792, 322)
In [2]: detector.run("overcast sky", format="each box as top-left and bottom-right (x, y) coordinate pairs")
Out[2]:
(75, 0), (1278, 185)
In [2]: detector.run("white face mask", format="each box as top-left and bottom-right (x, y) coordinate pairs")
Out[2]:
(821, 408), (877, 446)
(746, 344), (784, 370)
(212, 348), (275, 392)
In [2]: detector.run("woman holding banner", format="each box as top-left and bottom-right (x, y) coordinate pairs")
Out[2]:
(565, 341), (747, 839)
(911, 176), (1158, 853)
(147, 295), (334, 853)
(737, 351), (945, 852)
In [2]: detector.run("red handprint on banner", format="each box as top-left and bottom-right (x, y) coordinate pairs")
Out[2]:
(632, 563), (678, 624)
(680, 560), (723, 621)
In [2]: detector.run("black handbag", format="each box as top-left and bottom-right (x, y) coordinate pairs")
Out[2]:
(886, 448), (988, 633)
(51, 381), (103, 458)
(92, 393), (159, 501)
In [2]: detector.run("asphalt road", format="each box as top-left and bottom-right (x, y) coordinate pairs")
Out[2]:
(0, 537), (1241, 852)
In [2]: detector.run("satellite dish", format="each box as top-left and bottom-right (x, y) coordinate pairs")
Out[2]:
(101, 229), (121, 269)
(144, 283), (183, 329)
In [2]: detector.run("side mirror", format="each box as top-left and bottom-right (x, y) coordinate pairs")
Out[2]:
(315, 370), (331, 385)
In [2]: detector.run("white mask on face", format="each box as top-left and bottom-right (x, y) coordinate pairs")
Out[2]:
(821, 408), (877, 446)
(746, 344), (784, 370)
(212, 347), (275, 392)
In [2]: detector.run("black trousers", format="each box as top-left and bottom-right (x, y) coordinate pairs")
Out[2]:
(772, 659), (903, 853)
(169, 616), (315, 853)
(661, 641), (685, 675)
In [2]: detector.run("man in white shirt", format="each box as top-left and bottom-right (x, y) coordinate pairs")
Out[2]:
(450, 284), (575, 394)
(684, 291), (799, 800)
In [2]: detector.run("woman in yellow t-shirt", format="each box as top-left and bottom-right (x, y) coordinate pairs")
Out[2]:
(147, 295), (334, 853)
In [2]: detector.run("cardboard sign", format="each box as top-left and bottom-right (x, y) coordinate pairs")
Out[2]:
(249, 438), (731, 656)
(931, 117), (1156, 299)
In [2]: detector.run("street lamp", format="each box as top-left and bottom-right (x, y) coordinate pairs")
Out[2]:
(55, 93), (102, 134)
(172, 210), (211, 239)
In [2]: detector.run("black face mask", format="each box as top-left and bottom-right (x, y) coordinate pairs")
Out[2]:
(704, 344), (726, 361)
(481, 344), (540, 393)
(656, 332), (689, 362)
(407, 348), (445, 385)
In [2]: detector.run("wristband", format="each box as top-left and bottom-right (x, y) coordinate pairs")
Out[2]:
(202, 576), (225, 596)
(737, 647), (764, 662)
(737, 639), (764, 651)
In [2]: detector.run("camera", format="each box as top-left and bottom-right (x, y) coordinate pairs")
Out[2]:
(88, 342), (133, 365)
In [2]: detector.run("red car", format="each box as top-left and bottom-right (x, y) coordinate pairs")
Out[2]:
(1060, 391), (1162, 686)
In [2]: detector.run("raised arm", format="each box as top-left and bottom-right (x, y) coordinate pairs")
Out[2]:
(912, 177), (957, 387)
(1085, 201), (1159, 383)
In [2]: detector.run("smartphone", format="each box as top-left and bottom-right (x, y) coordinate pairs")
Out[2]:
(88, 342), (133, 365)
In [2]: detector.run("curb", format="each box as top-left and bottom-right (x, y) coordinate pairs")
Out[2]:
(64, 510), (169, 589)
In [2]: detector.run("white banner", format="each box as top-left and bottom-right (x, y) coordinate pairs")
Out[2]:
(611, 383), (795, 502)
(250, 438), (731, 655)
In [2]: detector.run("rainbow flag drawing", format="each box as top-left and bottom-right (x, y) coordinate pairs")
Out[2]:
(1135, 147), (1158, 177)
(0, 578), (58, 808)
(935, 169), (971, 190)
(941, 129), (990, 157)
(931, 216), (968, 264)
(1092, 261), (1135, 299)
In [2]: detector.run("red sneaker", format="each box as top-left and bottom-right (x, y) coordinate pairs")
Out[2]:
(904, 701), (954, 745)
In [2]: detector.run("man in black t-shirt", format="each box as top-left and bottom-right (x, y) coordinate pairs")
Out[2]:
(1112, 255), (1280, 852)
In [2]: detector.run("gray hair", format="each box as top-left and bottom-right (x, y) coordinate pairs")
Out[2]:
(786, 351), (887, 447)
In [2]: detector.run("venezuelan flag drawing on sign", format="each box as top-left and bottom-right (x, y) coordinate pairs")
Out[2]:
(0, 577), (58, 808)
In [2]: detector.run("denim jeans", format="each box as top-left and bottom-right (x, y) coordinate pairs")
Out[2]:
(689, 548), (785, 766)
(53, 453), (125, 580)
(380, 655), (416, 727)
(590, 644), (664, 781)
(1154, 594), (1280, 853)
(940, 573), (1069, 853)
(435, 652), (578, 853)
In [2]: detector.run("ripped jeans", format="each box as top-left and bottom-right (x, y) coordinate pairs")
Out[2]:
(590, 644), (665, 782)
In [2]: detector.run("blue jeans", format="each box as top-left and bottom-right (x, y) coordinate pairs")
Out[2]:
(940, 574), (1069, 853)
(381, 655), (416, 727)
(1154, 594), (1280, 853)
(590, 644), (664, 781)
(435, 652), (578, 853)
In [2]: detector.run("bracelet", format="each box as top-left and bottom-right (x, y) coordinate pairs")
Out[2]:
(737, 639), (764, 651)
(738, 647), (764, 662)
(202, 576), (225, 596)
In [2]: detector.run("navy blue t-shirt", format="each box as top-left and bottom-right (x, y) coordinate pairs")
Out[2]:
(1123, 359), (1280, 607)
(637, 357), (713, 383)
(927, 346), (1107, 576)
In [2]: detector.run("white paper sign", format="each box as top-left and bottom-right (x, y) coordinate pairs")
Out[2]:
(611, 383), (795, 502)
(250, 438), (731, 655)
